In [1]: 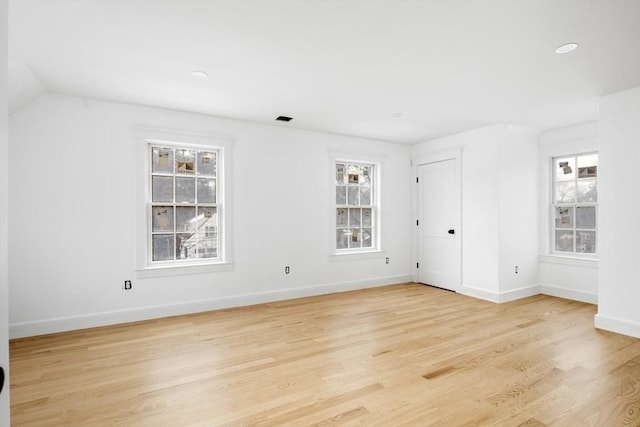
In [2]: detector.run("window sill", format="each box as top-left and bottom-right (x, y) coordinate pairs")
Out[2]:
(539, 254), (598, 269)
(136, 261), (233, 278)
(330, 250), (385, 262)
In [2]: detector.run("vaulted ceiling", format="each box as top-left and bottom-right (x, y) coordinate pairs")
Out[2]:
(8, 0), (640, 143)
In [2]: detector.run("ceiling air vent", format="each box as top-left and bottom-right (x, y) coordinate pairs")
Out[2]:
(275, 116), (293, 122)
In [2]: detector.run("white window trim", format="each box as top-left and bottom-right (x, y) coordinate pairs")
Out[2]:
(135, 127), (233, 277)
(538, 127), (598, 260)
(328, 150), (384, 260)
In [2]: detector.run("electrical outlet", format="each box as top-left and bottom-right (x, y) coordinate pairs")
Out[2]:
(514, 266), (519, 274)
(284, 266), (290, 275)
(385, 257), (390, 264)
(123, 280), (132, 290)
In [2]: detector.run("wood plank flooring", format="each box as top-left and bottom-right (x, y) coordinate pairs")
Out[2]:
(10, 283), (640, 426)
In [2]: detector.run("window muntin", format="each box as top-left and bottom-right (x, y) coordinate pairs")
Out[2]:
(149, 144), (220, 263)
(335, 161), (376, 252)
(552, 153), (597, 254)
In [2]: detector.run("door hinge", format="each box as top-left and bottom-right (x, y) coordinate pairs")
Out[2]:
(416, 177), (419, 183)
(416, 262), (419, 269)
(416, 219), (419, 226)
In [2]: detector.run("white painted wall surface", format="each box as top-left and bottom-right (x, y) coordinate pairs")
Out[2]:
(412, 124), (539, 302)
(0, 0), (10, 422)
(596, 87), (640, 338)
(9, 94), (412, 338)
(537, 122), (598, 304)
(498, 127), (539, 294)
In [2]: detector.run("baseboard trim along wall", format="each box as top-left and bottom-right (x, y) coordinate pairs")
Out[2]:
(10, 274), (413, 339)
(594, 314), (640, 339)
(539, 284), (597, 305)
(458, 284), (541, 303)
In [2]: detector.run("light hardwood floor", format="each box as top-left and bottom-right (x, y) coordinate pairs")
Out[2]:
(10, 283), (640, 426)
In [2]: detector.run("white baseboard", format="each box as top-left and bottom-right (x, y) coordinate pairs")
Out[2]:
(458, 284), (540, 303)
(9, 274), (413, 339)
(540, 284), (597, 304)
(594, 314), (640, 338)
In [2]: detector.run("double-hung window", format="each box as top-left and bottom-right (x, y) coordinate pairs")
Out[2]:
(335, 161), (377, 252)
(552, 153), (598, 254)
(149, 143), (221, 263)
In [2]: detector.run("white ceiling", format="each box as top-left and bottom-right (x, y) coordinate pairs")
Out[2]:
(8, 0), (640, 144)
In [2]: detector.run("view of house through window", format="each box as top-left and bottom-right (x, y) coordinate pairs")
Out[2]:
(149, 144), (220, 263)
(335, 161), (376, 252)
(553, 153), (597, 254)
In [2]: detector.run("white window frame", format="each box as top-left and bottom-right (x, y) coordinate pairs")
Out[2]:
(331, 156), (382, 257)
(135, 128), (233, 277)
(550, 152), (598, 257)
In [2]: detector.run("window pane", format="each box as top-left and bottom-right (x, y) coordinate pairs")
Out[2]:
(362, 228), (372, 248)
(152, 176), (173, 202)
(576, 206), (596, 229)
(197, 178), (216, 203)
(362, 208), (372, 227)
(175, 149), (195, 174)
(349, 228), (361, 248)
(577, 153), (598, 169)
(176, 206), (196, 232)
(336, 229), (348, 249)
(347, 164), (361, 184)
(576, 179), (597, 202)
(336, 208), (348, 227)
(555, 230), (574, 252)
(555, 207), (573, 229)
(360, 165), (372, 185)
(197, 151), (216, 176)
(336, 163), (346, 185)
(198, 206), (217, 222)
(176, 177), (196, 203)
(360, 187), (371, 205)
(152, 234), (174, 261)
(555, 181), (575, 203)
(348, 187), (359, 205)
(198, 235), (217, 259)
(152, 206), (174, 232)
(176, 233), (196, 259)
(336, 186), (346, 205)
(152, 147), (173, 173)
(576, 231), (596, 254)
(349, 208), (361, 227)
(555, 157), (575, 181)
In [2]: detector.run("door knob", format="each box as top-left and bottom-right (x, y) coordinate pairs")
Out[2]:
(448, 229), (455, 235)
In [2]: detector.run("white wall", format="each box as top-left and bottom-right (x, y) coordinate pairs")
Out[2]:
(9, 94), (413, 338)
(596, 87), (640, 338)
(0, 0), (10, 422)
(498, 128), (539, 293)
(537, 122), (598, 304)
(411, 124), (539, 302)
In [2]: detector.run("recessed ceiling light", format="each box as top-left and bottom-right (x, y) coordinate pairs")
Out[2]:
(390, 112), (403, 119)
(191, 70), (208, 79)
(555, 43), (578, 54)
(275, 116), (293, 122)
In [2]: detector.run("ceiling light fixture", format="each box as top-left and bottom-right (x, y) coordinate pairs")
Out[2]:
(555, 43), (579, 54)
(191, 70), (208, 79)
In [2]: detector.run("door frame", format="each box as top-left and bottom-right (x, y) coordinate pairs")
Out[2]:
(411, 148), (462, 290)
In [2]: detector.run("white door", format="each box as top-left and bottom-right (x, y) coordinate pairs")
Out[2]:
(417, 159), (461, 291)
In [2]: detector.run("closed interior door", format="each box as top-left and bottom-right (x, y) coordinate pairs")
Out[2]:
(417, 159), (461, 291)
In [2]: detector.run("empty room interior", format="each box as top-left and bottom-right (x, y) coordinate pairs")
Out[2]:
(1, 1), (640, 425)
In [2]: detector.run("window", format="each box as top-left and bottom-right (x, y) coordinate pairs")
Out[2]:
(335, 161), (377, 252)
(149, 143), (221, 264)
(552, 153), (597, 254)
